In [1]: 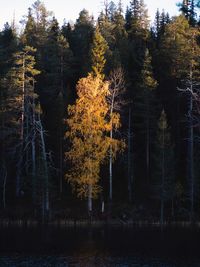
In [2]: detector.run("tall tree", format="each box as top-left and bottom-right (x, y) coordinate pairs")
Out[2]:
(129, 0), (149, 39)
(138, 49), (157, 179)
(90, 26), (108, 79)
(111, 2), (128, 69)
(65, 74), (121, 214)
(152, 110), (175, 225)
(107, 67), (126, 202)
(178, 0), (197, 25)
(178, 26), (200, 221)
(158, 16), (200, 220)
(70, 9), (94, 79)
(9, 46), (40, 197)
(0, 23), (18, 208)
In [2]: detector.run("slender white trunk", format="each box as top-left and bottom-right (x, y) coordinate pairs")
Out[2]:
(16, 55), (25, 197)
(25, 95), (29, 174)
(31, 136), (36, 202)
(38, 115), (49, 216)
(32, 96), (36, 203)
(101, 201), (105, 213)
(188, 75), (194, 221)
(20, 55), (25, 141)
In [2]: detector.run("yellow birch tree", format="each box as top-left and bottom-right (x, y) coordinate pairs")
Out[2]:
(65, 74), (123, 212)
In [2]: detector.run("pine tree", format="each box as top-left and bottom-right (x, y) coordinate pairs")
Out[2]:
(153, 9), (170, 47)
(91, 26), (108, 79)
(139, 49), (157, 181)
(0, 23), (18, 209)
(158, 16), (200, 218)
(125, 7), (132, 32)
(129, 0), (149, 39)
(98, 10), (115, 68)
(71, 9), (94, 78)
(113, 1), (126, 38)
(178, 0), (197, 25)
(21, 8), (37, 46)
(178, 26), (200, 221)
(24, 0), (52, 49)
(154, 9), (160, 38)
(107, 1), (117, 21)
(111, 2), (128, 69)
(98, 4), (128, 73)
(133, 49), (158, 199)
(43, 16), (61, 101)
(0, 23), (18, 80)
(152, 110), (175, 225)
(9, 46), (40, 197)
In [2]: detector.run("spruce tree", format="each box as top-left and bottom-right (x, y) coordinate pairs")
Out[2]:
(71, 9), (94, 79)
(178, 0), (197, 25)
(152, 110), (175, 225)
(133, 49), (158, 199)
(157, 16), (200, 220)
(0, 23), (18, 208)
(9, 46), (40, 197)
(91, 26), (108, 79)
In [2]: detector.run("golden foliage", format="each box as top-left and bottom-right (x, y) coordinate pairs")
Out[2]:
(65, 74), (124, 199)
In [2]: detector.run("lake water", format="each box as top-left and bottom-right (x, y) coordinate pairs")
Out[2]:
(0, 226), (200, 266)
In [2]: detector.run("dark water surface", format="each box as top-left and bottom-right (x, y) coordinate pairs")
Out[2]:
(0, 226), (200, 266)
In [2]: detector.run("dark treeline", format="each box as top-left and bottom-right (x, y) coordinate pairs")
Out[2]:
(0, 0), (200, 224)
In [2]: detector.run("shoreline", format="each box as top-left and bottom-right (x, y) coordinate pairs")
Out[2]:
(0, 219), (200, 228)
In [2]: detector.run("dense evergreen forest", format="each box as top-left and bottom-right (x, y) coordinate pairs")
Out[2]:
(0, 0), (200, 224)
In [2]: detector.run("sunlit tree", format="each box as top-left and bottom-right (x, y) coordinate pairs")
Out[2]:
(65, 74), (123, 213)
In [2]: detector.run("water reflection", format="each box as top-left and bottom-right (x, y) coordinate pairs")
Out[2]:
(1, 255), (200, 267)
(0, 227), (200, 266)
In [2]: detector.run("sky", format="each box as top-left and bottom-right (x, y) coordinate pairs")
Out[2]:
(0, 0), (180, 30)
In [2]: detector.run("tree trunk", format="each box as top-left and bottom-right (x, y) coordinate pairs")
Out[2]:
(109, 91), (115, 202)
(146, 96), (150, 182)
(88, 184), (92, 216)
(109, 128), (113, 201)
(25, 96), (29, 174)
(20, 55), (25, 141)
(32, 97), (36, 204)
(59, 131), (63, 195)
(188, 90), (194, 222)
(60, 53), (64, 195)
(38, 115), (49, 220)
(31, 136), (36, 203)
(171, 198), (174, 218)
(2, 162), (7, 209)
(128, 106), (132, 202)
(16, 56), (25, 197)
(161, 126), (165, 225)
(160, 199), (164, 225)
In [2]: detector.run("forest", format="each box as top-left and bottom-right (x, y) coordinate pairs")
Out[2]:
(0, 0), (200, 225)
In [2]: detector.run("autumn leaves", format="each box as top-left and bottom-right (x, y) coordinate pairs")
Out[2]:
(65, 28), (124, 210)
